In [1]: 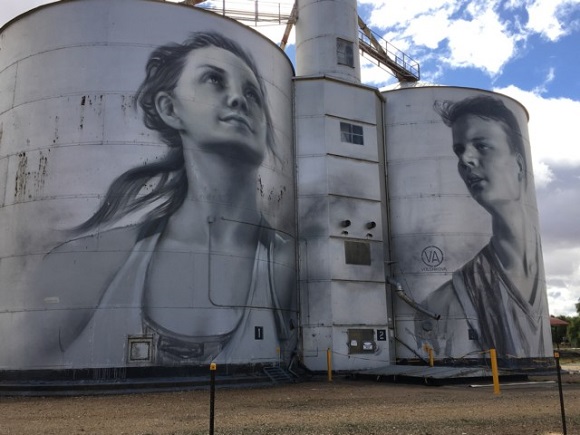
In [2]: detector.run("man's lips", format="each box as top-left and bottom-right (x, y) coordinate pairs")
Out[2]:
(465, 174), (485, 188)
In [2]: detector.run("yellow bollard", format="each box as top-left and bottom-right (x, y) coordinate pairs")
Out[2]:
(489, 349), (500, 395)
(423, 343), (434, 367)
(327, 348), (333, 382)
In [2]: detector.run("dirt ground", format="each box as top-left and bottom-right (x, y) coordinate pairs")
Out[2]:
(1, 367), (579, 435)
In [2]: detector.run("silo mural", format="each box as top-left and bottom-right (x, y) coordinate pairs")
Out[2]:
(1, 0), (554, 380)
(384, 86), (552, 366)
(0, 0), (296, 370)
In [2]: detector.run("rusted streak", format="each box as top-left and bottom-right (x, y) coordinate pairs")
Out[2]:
(14, 152), (27, 201)
(34, 151), (49, 193)
(13, 150), (49, 202)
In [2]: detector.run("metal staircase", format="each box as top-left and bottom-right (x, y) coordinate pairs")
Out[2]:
(358, 17), (419, 82)
(263, 366), (295, 384)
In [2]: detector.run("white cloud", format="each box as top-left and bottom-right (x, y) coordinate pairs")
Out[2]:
(493, 85), (580, 177)
(360, 1), (519, 77)
(360, 56), (399, 86)
(403, 10), (452, 50)
(532, 67), (556, 95)
(548, 284), (579, 316)
(359, 0), (580, 81)
(444, 8), (518, 75)
(361, 0), (455, 30)
(526, 0), (580, 41)
(544, 245), (580, 316)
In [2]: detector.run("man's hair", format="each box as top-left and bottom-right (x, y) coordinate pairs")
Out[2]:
(434, 95), (527, 168)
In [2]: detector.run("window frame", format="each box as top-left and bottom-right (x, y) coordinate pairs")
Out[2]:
(340, 121), (364, 145)
(336, 37), (355, 67)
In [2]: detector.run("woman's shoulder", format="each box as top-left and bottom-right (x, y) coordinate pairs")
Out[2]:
(38, 226), (144, 295)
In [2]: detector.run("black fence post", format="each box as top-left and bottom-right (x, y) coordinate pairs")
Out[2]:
(554, 351), (567, 435)
(209, 362), (216, 435)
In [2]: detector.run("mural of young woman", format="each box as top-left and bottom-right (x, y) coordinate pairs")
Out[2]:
(416, 95), (551, 361)
(24, 32), (296, 367)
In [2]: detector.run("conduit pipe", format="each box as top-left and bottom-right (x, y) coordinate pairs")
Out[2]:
(387, 277), (441, 320)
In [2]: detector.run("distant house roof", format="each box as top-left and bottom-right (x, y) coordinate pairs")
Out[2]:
(550, 316), (569, 326)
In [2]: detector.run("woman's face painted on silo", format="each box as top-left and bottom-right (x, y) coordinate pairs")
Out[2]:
(163, 46), (268, 162)
(451, 115), (524, 208)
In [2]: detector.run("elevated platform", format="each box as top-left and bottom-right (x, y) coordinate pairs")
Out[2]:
(0, 365), (296, 396)
(354, 362), (559, 384)
(0, 374), (274, 396)
(355, 365), (492, 381)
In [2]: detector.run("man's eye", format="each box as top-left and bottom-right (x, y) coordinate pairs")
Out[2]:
(452, 144), (464, 156)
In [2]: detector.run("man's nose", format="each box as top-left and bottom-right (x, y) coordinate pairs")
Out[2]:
(460, 144), (478, 167)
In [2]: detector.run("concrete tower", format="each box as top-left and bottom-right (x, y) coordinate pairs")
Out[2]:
(294, 0), (392, 371)
(295, 0), (361, 82)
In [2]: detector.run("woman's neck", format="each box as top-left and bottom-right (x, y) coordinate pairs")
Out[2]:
(160, 146), (262, 249)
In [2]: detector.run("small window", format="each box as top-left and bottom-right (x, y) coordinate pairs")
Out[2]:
(337, 38), (354, 67)
(340, 122), (364, 145)
(345, 240), (371, 265)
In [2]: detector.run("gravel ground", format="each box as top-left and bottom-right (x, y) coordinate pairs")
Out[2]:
(1, 368), (579, 435)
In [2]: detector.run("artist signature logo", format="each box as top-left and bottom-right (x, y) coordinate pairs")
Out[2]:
(421, 246), (444, 267)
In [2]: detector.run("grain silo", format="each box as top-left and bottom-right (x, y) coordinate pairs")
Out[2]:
(0, 0), (553, 386)
(382, 85), (552, 367)
(0, 0), (297, 373)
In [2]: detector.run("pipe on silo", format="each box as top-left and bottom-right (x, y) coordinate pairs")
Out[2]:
(386, 277), (441, 320)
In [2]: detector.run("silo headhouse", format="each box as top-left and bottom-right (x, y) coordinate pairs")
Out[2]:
(0, 0), (552, 384)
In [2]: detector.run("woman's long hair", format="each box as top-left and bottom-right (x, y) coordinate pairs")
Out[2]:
(75, 32), (277, 238)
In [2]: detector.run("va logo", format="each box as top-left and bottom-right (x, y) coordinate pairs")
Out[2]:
(421, 246), (444, 267)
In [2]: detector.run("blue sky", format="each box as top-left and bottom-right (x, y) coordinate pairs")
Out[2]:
(2, 0), (580, 316)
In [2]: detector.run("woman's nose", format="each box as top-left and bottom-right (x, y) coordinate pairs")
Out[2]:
(227, 88), (248, 112)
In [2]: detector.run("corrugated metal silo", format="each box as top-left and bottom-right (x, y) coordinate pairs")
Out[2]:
(0, 0), (296, 372)
(383, 86), (552, 365)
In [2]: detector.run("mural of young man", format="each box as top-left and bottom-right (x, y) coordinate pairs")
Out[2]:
(416, 95), (551, 361)
(21, 32), (296, 367)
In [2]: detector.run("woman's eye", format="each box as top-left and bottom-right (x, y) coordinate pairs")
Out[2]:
(475, 142), (488, 151)
(203, 72), (224, 87)
(245, 88), (262, 105)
